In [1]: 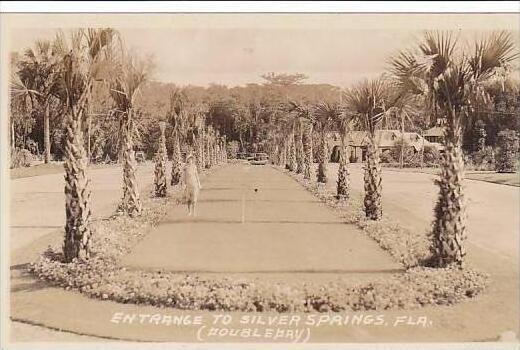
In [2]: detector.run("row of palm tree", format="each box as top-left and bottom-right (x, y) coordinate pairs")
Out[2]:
(272, 30), (518, 268)
(11, 28), (229, 262)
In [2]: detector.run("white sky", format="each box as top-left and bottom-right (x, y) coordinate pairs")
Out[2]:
(6, 13), (520, 87)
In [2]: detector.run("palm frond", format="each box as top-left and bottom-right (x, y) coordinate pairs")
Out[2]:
(344, 78), (391, 134)
(468, 30), (519, 82)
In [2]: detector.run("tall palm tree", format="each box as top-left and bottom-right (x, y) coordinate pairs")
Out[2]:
(192, 105), (207, 171)
(154, 121), (167, 197)
(295, 122), (305, 174)
(15, 40), (61, 163)
(313, 102), (341, 184)
(287, 128), (297, 171)
(9, 68), (39, 151)
(385, 90), (419, 168)
(344, 78), (390, 220)
(288, 101), (314, 179)
(390, 30), (518, 266)
(109, 51), (151, 217)
(171, 126), (182, 185)
(303, 121), (314, 180)
(167, 89), (185, 185)
(334, 107), (357, 201)
(53, 28), (117, 262)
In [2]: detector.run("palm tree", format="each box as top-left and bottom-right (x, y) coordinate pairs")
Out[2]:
(344, 78), (390, 220)
(385, 90), (420, 168)
(109, 51), (151, 217)
(171, 126), (182, 185)
(154, 121), (167, 197)
(389, 30), (518, 266)
(9, 68), (39, 151)
(334, 106), (357, 201)
(15, 40), (60, 163)
(295, 121), (305, 174)
(167, 89), (185, 185)
(287, 129), (297, 171)
(288, 101), (314, 179)
(303, 121), (314, 180)
(313, 102), (341, 184)
(192, 105), (207, 171)
(53, 28), (117, 262)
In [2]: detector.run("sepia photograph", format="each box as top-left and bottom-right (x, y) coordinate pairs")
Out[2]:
(1, 2), (519, 348)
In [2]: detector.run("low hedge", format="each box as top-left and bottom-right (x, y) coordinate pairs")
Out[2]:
(29, 164), (489, 312)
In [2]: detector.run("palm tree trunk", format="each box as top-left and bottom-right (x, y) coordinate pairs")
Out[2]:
(303, 123), (313, 180)
(63, 108), (92, 262)
(195, 128), (204, 172)
(281, 139), (287, 168)
(317, 129), (328, 183)
(223, 136), (228, 162)
(119, 109), (142, 217)
(43, 102), (51, 163)
(399, 115), (405, 168)
(284, 139), (290, 170)
(171, 127), (182, 185)
(431, 111), (466, 267)
(336, 125), (350, 200)
(364, 134), (382, 220)
(296, 125), (305, 174)
(154, 122), (167, 197)
(212, 136), (217, 166)
(87, 113), (92, 164)
(11, 119), (15, 150)
(200, 127), (205, 167)
(288, 132), (297, 172)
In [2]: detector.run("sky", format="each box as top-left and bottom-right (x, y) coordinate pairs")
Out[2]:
(6, 13), (520, 87)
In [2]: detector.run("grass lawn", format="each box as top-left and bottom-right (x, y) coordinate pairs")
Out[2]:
(465, 171), (519, 187)
(10, 162), (116, 179)
(382, 166), (519, 187)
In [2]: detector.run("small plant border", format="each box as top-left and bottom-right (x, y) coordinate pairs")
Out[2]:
(29, 163), (489, 313)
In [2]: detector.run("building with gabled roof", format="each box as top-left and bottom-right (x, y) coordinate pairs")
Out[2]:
(328, 130), (442, 163)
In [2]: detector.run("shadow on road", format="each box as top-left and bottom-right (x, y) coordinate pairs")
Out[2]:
(161, 218), (345, 225)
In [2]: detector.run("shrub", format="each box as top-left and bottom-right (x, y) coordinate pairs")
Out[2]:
(495, 130), (519, 173)
(423, 145), (441, 167)
(10, 148), (34, 168)
(227, 140), (239, 159)
(380, 150), (395, 164)
(468, 146), (495, 171)
(389, 140), (422, 168)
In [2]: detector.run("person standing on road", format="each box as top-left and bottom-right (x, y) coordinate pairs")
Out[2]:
(183, 154), (202, 216)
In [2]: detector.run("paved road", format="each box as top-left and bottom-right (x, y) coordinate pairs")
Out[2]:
(9, 162), (519, 342)
(122, 162), (400, 278)
(325, 163), (519, 262)
(9, 162), (155, 342)
(10, 162), (155, 254)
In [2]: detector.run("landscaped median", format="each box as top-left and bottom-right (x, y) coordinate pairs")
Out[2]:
(29, 163), (488, 313)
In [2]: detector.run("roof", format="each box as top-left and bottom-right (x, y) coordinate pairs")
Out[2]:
(343, 130), (440, 151)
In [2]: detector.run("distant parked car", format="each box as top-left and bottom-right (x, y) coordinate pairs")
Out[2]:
(135, 151), (146, 163)
(246, 153), (255, 161)
(250, 152), (269, 165)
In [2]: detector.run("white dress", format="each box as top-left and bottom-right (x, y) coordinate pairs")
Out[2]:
(183, 163), (200, 204)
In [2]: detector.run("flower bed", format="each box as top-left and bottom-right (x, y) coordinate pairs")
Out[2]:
(29, 164), (489, 312)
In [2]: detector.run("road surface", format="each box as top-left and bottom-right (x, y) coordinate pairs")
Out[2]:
(325, 163), (519, 262)
(122, 162), (400, 279)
